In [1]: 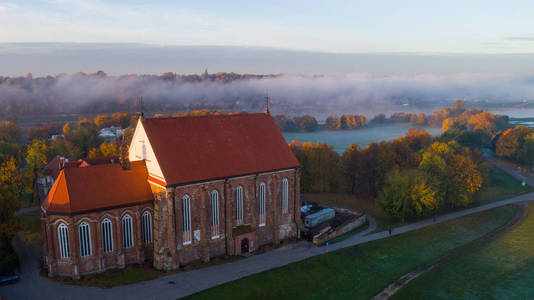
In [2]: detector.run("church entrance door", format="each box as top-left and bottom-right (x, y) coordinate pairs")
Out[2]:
(241, 238), (249, 254)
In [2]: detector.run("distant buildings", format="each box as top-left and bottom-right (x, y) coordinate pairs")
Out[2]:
(98, 127), (125, 141)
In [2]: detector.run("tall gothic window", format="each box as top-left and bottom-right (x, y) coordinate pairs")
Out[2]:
(57, 223), (70, 258)
(122, 214), (134, 248)
(182, 195), (192, 244)
(282, 178), (289, 213)
(236, 186), (243, 225)
(211, 190), (220, 238)
(142, 211), (153, 244)
(78, 222), (92, 257)
(259, 182), (266, 226)
(101, 218), (113, 253)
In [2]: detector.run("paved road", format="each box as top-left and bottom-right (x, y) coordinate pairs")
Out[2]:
(3, 161), (534, 300)
(13, 206), (39, 216)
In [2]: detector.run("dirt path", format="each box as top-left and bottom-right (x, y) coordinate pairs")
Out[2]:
(372, 202), (530, 300)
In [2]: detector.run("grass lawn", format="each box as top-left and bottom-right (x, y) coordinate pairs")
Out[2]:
(51, 255), (244, 287)
(52, 264), (160, 287)
(472, 165), (533, 206)
(17, 211), (42, 244)
(186, 205), (517, 300)
(393, 203), (534, 299)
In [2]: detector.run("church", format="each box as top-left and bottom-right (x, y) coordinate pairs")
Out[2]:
(41, 112), (302, 278)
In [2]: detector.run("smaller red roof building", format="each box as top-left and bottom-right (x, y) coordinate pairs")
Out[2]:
(42, 160), (153, 215)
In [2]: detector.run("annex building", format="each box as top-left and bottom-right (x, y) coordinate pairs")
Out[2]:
(41, 113), (301, 278)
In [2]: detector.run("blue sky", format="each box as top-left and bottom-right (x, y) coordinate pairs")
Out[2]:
(1, 0), (534, 53)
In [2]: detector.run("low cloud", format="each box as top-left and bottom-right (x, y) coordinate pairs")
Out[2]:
(1, 72), (533, 118)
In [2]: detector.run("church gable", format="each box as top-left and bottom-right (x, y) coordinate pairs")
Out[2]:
(140, 113), (300, 187)
(129, 117), (167, 187)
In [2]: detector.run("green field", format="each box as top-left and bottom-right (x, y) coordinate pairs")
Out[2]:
(393, 203), (534, 299)
(186, 205), (517, 300)
(472, 165), (533, 205)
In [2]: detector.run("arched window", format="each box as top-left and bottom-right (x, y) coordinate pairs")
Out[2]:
(122, 214), (134, 249)
(211, 190), (219, 238)
(142, 211), (152, 244)
(259, 182), (266, 226)
(235, 186), (243, 225)
(182, 195), (192, 244)
(78, 222), (92, 257)
(282, 178), (289, 213)
(101, 218), (113, 253)
(57, 223), (70, 259)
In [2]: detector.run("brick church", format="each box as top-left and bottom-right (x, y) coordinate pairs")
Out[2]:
(41, 112), (301, 278)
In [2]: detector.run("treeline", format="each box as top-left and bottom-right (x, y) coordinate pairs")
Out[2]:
(153, 109), (245, 118)
(290, 107), (531, 222)
(275, 100), (487, 132)
(325, 115), (367, 130)
(273, 115), (318, 132)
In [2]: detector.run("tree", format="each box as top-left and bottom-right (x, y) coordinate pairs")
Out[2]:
(273, 115), (297, 132)
(496, 126), (534, 161)
(468, 112), (496, 137)
(448, 154), (483, 207)
(24, 140), (47, 203)
(289, 141), (339, 192)
(293, 115), (318, 132)
(379, 170), (438, 222)
(48, 137), (81, 161)
(451, 99), (465, 112)
(517, 133), (534, 166)
(0, 157), (23, 198)
(0, 121), (23, 145)
(0, 157), (22, 242)
(419, 141), (482, 208)
(341, 144), (362, 194)
(63, 119), (101, 157)
(121, 127), (134, 147)
(94, 114), (112, 129)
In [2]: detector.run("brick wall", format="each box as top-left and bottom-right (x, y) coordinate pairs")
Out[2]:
(156, 168), (300, 269)
(43, 202), (154, 279)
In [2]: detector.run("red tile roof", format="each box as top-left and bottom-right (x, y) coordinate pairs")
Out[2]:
(142, 113), (299, 186)
(42, 161), (153, 214)
(44, 156), (119, 180)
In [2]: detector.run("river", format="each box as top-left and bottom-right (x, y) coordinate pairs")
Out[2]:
(282, 125), (442, 154)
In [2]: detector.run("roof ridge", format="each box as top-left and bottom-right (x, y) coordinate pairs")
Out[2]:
(144, 113), (265, 122)
(61, 169), (72, 213)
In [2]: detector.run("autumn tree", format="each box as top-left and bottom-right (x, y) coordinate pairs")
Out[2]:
(418, 141), (482, 208)
(496, 126), (534, 161)
(293, 115), (318, 132)
(467, 112), (497, 137)
(341, 144), (362, 194)
(88, 142), (119, 158)
(451, 99), (465, 113)
(379, 170), (438, 222)
(289, 141), (340, 192)
(63, 119), (101, 157)
(24, 140), (48, 203)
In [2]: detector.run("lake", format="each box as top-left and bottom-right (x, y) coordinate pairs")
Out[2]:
(283, 125), (442, 154)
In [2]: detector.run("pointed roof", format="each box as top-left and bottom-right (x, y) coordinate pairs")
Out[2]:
(42, 161), (153, 215)
(142, 113), (299, 186)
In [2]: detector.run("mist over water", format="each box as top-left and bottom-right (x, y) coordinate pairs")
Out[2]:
(1, 71), (534, 118)
(283, 125), (442, 154)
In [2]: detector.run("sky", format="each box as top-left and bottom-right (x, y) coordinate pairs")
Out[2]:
(1, 1), (534, 76)
(1, 0), (534, 54)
